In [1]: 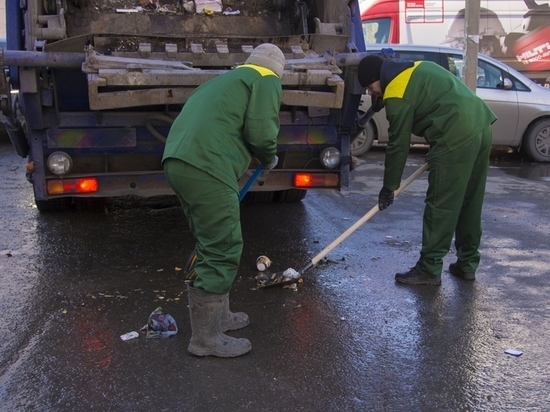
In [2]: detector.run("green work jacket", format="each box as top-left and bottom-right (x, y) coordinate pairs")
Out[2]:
(380, 59), (497, 190)
(162, 64), (282, 193)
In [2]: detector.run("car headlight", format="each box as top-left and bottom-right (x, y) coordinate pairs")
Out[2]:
(320, 147), (341, 170)
(47, 151), (73, 176)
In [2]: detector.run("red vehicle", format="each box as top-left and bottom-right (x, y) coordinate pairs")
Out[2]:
(360, 0), (550, 86)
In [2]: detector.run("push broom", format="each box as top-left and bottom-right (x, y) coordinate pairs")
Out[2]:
(256, 162), (429, 288)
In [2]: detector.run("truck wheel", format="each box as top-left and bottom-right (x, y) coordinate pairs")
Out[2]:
(242, 191), (275, 205)
(74, 197), (107, 212)
(523, 118), (550, 162)
(351, 120), (375, 156)
(35, 197), (71, 212)
(273, 189), (307, 203)
(273, 0), (292, 10)
(5, 120), (30, 158)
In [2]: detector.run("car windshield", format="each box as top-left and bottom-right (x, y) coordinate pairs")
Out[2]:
(446, 53), (530, 91)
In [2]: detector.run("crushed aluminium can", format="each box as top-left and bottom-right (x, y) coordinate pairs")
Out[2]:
(256, 255), (271, 271)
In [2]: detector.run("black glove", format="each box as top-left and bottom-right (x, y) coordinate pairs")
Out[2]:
(371, 94), (385, 113)
(378, 187), (394, 211)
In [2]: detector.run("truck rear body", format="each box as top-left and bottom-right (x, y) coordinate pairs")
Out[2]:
(2, 0), (367, 210)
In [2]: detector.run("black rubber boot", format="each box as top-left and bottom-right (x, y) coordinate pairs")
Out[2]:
(395, 267), (441, 285)
(220, 293), (250, 332)
(449, 262), (475, 281)
(187, 285), (251, 357)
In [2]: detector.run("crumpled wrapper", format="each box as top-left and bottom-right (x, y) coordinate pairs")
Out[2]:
(141, 306), (178, 339)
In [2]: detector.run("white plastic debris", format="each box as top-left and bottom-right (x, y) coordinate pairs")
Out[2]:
(223, 8), (240, 15)
(283, 268), (300, 280)
(504, 349), (523, 356)
(120, 331), (139, 341)
(195, 0), (222, 13)
(182, 0), (195, 13)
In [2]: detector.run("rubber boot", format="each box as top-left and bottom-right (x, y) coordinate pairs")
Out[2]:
(187, 285), (251, 357)
(220, 293), (250, 332)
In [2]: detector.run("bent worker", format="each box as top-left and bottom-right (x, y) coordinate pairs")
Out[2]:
(357, 55), (497, 285)
(162, 43), (284, 356)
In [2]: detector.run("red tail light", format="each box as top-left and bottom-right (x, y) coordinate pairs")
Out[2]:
(294, 173), (339, 188)
(75, 178), (99, 193)
(47, 178), (99, 195)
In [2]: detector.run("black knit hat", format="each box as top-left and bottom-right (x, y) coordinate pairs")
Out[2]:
(358, 55), (384, 87)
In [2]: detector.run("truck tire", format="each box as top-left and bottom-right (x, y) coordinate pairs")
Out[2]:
(273, 189), (307, 203)
(523, 118), (550, 162)
(273, 0), (292, 10)
(74, 197), (107, 212)
(242, 191), (275, 205)
(35, 197), (71, 212)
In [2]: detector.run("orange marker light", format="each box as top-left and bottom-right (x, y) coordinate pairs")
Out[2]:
(47, 180), (65, 195)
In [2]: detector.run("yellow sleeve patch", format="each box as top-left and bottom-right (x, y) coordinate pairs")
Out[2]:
(384, 61), (422, 99)
(238, 64), (278, 77)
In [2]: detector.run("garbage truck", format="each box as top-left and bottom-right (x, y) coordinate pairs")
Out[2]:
(1, 0), (367, 211)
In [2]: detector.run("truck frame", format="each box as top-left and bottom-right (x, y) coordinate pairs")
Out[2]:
(1, 0), (367, 211)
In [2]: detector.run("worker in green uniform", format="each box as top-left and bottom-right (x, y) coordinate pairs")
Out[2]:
(162, 43), (284, 357)
(357, 55), (497, 285)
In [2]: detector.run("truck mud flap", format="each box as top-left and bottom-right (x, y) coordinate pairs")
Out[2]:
(4, 118), (29, 158)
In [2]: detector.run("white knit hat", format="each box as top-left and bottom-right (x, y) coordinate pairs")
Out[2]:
(245, 43), (285, 78)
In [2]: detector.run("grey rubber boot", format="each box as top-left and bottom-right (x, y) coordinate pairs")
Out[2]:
(187, 285), (251, 357)
(220, 293), (250, 332)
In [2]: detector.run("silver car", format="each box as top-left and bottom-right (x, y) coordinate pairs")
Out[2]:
(352, 44), (550, 162)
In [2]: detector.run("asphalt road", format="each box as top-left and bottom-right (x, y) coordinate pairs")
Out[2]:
(1, 135), (549, 411)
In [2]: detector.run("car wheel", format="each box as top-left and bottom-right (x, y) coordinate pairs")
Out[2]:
(523, 118), (550, 162)
(351, 120), (375, 156)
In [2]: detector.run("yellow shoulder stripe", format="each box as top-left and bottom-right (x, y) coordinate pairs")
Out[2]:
(384, 61), (422, 99)
(238, 64), (278, 77)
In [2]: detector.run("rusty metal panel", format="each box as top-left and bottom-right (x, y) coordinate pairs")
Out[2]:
(87, 76), (344, 110)
(87, 83), (195, 110)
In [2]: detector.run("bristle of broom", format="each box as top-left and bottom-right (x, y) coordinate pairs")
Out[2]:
(184, 269), (197, 281)
(183, 252), (198, 280)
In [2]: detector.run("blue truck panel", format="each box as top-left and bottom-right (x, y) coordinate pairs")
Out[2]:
(1, 0), (368, 211)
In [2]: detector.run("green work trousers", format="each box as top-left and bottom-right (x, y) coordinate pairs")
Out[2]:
(163, 158), (242, 294)
(415, 126), (492, 277)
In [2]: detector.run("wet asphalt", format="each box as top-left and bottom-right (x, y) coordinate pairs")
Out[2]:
(1, 134), (549, 411)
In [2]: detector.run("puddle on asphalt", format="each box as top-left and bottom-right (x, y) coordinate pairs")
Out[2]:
(490, 150), (550, 182)
(498, 163), (550, 182)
